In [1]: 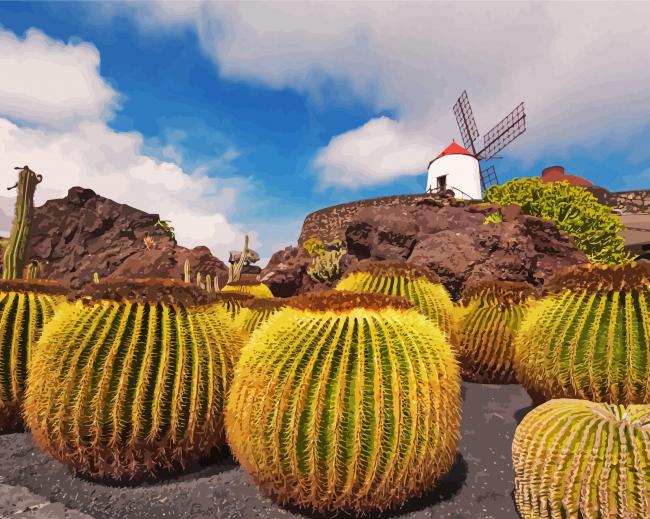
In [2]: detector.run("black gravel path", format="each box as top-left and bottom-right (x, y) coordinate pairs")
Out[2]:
(0, 382), (533, 519)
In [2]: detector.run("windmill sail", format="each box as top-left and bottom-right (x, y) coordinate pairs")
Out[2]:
(479, 165), (499, 191)
(453, 90), (479, 155)
(477, 102), (526, 161)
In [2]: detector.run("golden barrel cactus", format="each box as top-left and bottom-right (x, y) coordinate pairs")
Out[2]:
(335, 260), (457, 343)
(221, 280), (274, 299)
(225, 290), (461, 515)
(514, 263), (650, 404)
(457, 281), (536, 384)
(0, 280), (66, 433)
(512, 398), (650, 519)
(232, 297), (288, 337)
(24, 279), (243, 480)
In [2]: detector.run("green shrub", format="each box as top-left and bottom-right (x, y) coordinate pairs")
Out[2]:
(482, 211), (503, 224)
(484, 177), (631, 264)
(303, 238), (346, 283)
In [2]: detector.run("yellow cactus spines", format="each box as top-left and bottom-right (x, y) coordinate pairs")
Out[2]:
(512, 399), (650, 519)
(0, 279), (66, 433)
(225, 290), (461, 515)
(335, 260), (457, 343)
(233, 297), (288, 337)
(457, 280), (537, 384)
(514, 263), (650, 404)
(207, 291), (253, 320)
(24, 278), (243, 481)
(221, 279), (274, 299)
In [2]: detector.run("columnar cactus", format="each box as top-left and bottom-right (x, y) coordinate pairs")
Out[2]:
(183, 259), (191, 283)
(457, 281), (536, 383)
(3, 165), (42, 280)
(0, 280), (66, 433)
(514, 263), (650, 404)
(226, 290), (461, 515)
(24, 278), (243, 480)
(205, 273), (212, 293)
(335, 260), (457, 343)
(512, 399), (650, 519)
(221, 280), (274, 299)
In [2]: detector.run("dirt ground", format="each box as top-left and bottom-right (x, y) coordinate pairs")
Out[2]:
(0, 381), (533, 519)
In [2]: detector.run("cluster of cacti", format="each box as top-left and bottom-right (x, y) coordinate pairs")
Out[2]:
(514, 263), (650, 404)
(457, 281), (536, 383)
(0, 280), (66, 433)
(226, 290), (461, 514)
(303, 238), (347, 283)
(183, 259), (220, 293)
(512, 399), (650, 519)
(335, 260), (457, 343)
(3, 165), (43, 280)
(24, 278), (243, 480)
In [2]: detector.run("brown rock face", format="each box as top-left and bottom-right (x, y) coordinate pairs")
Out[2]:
(266, 201), (587, 300)
(6, 187), (228, 288)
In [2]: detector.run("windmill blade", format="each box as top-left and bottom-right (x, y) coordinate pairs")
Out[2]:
(479, 165), (499, 191)
(477, 102), (526, 161)
(453, 90), (479, 155)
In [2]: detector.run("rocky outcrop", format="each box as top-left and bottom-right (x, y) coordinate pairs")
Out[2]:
(265, 201), (587, 300)
(2, 187), (227, 288)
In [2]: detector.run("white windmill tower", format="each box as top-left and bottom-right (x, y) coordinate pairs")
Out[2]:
(427, 91), (527, 199)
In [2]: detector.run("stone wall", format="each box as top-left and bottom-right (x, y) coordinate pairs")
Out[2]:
(586, 187), (650, 214)
(298, 193), (474, 245)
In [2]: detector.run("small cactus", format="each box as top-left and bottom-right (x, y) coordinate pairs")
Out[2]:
(205, 273), (212, 293)
(514, 263), (650, 404)
(183, 259), (190, 284)
(92, 272), (100, 284)
(226, 290), (460, 515)
(512, 399), (650, 519)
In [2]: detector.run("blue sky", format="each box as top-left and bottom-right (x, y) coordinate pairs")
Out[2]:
(1, 2), (649, 264)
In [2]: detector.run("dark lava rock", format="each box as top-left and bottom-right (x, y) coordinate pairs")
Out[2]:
(266, 201), (586, 300)
(2, 187), (228, 288)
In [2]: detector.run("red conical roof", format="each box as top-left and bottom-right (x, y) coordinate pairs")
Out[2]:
(434, 140), (475, 160)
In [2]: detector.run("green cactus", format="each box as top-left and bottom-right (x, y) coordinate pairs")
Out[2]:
(335, 260), (457, 344)
(232, 297), (288, 337)
(25, 261), (40, 280)
(183, 259), (190, 283)
(0, 280), (66, 433)
(24, 278), (243, 480)
(514, 263), (650, 404)
(3, 166), (43, 280)
(457, 281), (537, 383)
(225, 290), (461, 514)
(512, 399), (650, 519)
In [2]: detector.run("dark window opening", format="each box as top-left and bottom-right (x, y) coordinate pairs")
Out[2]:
(436, 175), (447, 191)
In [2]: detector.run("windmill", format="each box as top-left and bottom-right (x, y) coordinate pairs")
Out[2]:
(453, 90), (526, 191)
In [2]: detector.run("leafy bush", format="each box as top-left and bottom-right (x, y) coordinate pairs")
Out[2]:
(482, 211), (503, 224)
(484, 177), (631, 264)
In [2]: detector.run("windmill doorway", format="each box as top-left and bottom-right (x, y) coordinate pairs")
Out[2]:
(436, 175), (447, 192)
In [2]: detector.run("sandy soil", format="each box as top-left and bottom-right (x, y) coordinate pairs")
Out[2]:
(0, 382), (533, 519)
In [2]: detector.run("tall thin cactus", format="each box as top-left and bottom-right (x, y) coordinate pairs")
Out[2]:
(228, 234), (249, 283)
(3, 166), (42, 280)
(184, 259), (190, 283)
(205, 273), (212, 293)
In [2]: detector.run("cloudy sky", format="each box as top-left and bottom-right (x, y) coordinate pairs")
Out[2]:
(1, 1), (649, 265)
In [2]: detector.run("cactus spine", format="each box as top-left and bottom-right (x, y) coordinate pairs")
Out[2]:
(457, 281), (536, 383)
(226, 290), (461, 514)
(512, 399), (650, 519)
(183, 259), (190, 283)
(233, 298), (287, 337)
(0, 281), (65, 433)
(24, 279), (243, 480)
(335, 260), (457, 344)
(514, 263), (650, 404)
(3, 166), (43, 280)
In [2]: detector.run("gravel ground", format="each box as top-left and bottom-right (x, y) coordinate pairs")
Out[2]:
(0, 382), (533, 519)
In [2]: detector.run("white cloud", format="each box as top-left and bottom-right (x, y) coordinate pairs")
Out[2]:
(0, 28), (119, 129)
(115, 1), (650, 187)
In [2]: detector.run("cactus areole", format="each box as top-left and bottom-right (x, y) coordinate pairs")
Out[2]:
(3, 166), (42, 280)
(515, 263), (650, 404)
(225, 290), (461, 514)
(24, 277), (243, 481)
(512, 399), (650, 519)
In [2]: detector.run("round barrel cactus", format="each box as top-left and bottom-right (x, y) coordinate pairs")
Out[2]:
(233, 297), (288, 337)
(226, 290), (461, 515)
(514, 263), (650, 404)
(221, 280), (274, 299)
(335, 260), (457, 343)
(457, 281), (536, 384)
(513, 398), (650, 519)
(0, 280), (66, 433)
(24, 278), (243, 481)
